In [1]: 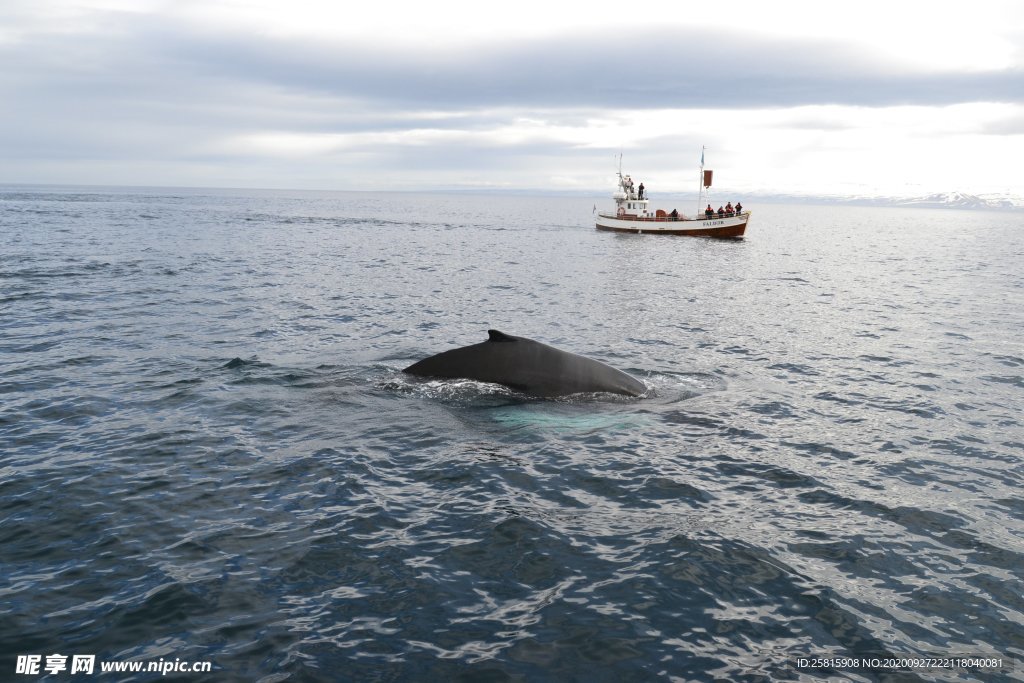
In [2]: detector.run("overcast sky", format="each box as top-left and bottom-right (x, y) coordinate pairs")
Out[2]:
(2, 0), (1022, 196)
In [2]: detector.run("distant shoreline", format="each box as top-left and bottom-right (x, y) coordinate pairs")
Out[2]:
(2, 183), (1021, 212)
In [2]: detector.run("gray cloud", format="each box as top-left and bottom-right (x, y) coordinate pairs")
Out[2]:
(981, 114), (1024, 135)
(4, 13), (1022, 117)
(172, 29), (1024, 110)
(1, 9), (1020, 189)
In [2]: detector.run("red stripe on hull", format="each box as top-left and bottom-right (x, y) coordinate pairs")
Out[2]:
(595, 220), (747, 239)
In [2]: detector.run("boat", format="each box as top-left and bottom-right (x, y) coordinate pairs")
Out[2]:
(595, 149), (750, 238)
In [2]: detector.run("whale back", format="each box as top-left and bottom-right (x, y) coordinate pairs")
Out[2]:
(403, 330), (645, 397)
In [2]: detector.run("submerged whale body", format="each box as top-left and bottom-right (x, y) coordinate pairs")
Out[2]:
(403, 330), (646, 398)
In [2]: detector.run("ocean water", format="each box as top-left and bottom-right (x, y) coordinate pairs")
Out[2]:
(1, 186), (1022, 682)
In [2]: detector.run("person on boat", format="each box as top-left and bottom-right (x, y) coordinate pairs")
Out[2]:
(638, 182), (645, 200)
(735, 202), (743, 214)
(624, 175), (635, 199)
(725, 202), (733, 216)
(670, 209), (679, 219)
(705, 204), (714, 218)
(717, 206), (725, 217)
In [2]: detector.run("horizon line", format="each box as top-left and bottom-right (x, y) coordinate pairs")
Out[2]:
(1, 181), (1021, 209)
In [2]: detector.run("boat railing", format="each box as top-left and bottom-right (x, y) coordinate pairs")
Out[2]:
(601, 210), (748, 222)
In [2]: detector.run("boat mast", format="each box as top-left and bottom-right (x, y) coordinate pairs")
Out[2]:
(696, 146), (705, 216)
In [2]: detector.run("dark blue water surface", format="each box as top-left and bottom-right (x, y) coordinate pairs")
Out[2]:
(2, 186), (1022, 682)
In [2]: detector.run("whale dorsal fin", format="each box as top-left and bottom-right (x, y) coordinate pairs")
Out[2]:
(487, 329), (517, 342)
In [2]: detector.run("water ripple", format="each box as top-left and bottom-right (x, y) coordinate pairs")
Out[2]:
(2, 190), (1022, 680)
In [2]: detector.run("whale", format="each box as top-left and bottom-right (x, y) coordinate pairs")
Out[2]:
(403, 329), (646, 398)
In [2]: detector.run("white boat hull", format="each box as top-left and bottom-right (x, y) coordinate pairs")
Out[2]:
(596, 212), (749, 238)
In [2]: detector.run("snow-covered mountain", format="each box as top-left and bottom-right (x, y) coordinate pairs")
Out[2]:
(725, 191), (1024, 211)
(892, 192), (1022, 210)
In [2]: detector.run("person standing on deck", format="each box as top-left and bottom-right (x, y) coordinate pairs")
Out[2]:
(638, 182), (645, 200)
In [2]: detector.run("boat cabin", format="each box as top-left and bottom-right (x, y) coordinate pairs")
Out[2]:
(613, 174), (651, 218)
